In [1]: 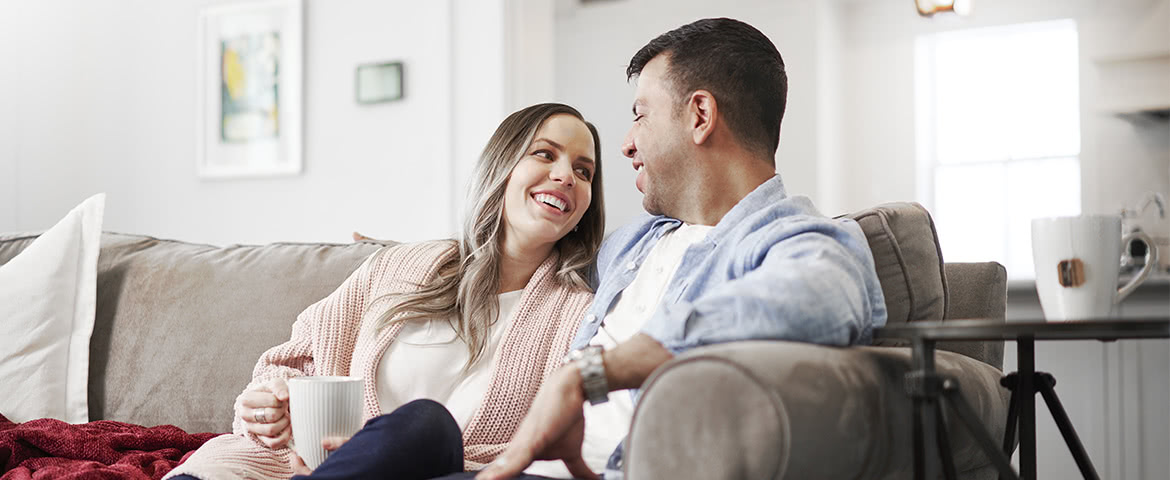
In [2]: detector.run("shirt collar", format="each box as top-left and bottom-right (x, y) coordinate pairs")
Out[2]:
(698, 175), (788, 246)
(644, 174), (787, 246)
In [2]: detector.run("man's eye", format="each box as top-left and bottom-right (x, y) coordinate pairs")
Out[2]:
(633, 114), (644, 122)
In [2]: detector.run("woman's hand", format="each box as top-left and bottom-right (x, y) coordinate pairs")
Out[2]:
(236, 378), (292, 449)
(290, 437), (350, 476)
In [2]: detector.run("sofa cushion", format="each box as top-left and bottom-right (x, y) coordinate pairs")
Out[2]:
(0, 233), (385, 433)
(845, 203), (948, 342)
(0, 194), (103, 424)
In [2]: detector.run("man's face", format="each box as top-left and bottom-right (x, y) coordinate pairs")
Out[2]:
(621, 55), (689, 216)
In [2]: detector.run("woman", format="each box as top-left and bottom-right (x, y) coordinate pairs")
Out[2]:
(167, 103), (604, 480)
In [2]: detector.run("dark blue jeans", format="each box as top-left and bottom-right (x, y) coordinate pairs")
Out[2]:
(294, 398), (464, 480)
(304, 398), (562, 480)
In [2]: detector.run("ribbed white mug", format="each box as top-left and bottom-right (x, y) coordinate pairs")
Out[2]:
(288, 376), (364, 469)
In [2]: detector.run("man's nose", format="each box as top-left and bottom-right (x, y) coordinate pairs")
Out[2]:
(621, 132), (636, 158)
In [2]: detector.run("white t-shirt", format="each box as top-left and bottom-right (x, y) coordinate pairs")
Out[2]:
(579, 223), (714, 473)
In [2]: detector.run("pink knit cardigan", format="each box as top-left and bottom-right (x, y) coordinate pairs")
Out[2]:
(167, 241), (592, 480)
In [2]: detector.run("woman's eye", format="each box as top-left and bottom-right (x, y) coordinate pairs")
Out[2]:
(575, 167), (593, 180)
(533, 150), (553, 160)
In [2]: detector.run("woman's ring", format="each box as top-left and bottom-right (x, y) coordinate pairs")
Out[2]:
(254, 408), (268, 423)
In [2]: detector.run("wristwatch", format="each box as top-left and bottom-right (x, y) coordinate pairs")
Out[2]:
(564, 345), (609, 405)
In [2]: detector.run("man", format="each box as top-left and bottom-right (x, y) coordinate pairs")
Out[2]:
(474, 17), (887, 480)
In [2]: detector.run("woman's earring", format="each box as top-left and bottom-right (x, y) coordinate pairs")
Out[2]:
(573, 224), (579, 232)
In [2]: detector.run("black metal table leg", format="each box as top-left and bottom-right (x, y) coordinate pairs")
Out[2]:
(935, 400), (959, 480)
(911, 338), (941, 480)
(908, 337), (1026, 480)
(1019, 338), (1036, 480)
(1000, 373), (1019, 460)
(941, 378), (1019, 480)
(999, 374), (1020, 480)
(1036, 373), (1100, 479)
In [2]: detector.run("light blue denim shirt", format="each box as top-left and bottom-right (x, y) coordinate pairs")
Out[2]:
(574, 175), (887, 478)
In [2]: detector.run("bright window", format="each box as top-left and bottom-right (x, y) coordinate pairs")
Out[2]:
(916, 19), (1081, 280)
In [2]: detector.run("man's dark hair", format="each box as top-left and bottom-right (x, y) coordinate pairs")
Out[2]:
(627, 18), (788, 158)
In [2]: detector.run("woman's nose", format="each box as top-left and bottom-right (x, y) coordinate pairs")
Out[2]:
(550, 161), (575, 187)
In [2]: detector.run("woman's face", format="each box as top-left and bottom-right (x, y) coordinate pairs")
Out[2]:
(501, 114), (596, 254)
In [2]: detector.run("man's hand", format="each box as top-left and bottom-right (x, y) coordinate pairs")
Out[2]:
(290, 436), (350, 476)
(475, 367), (598, 480)
(476, 334), (672, 480)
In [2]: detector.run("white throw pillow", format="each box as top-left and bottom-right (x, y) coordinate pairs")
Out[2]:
(0, 193), (105, 424)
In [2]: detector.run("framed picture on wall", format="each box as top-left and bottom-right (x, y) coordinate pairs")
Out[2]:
(196, 0), (302, 178)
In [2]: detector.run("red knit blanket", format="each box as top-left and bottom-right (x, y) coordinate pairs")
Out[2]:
(0, 414), (221, 480)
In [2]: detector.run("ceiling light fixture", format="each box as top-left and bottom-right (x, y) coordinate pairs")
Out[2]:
(916, 0), (972, 17)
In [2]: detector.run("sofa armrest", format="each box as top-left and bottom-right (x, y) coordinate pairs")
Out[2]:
(943, 262), (1008, 370)
(625, 341), (1011, 479)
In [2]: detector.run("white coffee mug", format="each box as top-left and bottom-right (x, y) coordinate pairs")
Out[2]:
(288, 376), (364, 469)
(1031, 215), (1159, 321)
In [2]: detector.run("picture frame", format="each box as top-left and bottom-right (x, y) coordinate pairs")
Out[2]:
(355, 61), (405, 104)
(196, 0), (302, 179)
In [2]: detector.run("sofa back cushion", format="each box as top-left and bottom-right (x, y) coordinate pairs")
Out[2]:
(845, 203), (949, 345)
(0, 233), (384, 433)
(844, 203), (1006, 369)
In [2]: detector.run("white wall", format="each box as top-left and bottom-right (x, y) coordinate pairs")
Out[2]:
(450, 0), (556, 229)
(0, 5), (15, 232)
(0, 0), (515, 246)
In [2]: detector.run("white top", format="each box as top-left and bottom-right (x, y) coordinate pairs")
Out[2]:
(376, 290), (523, 429)
(374, 290), (573, 478)
(579, 223), (714, 473)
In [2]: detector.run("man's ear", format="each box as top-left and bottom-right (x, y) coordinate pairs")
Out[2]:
(687, 90), (717, 146)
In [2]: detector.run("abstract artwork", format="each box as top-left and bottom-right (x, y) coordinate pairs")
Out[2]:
(221, 32), (280, 142)
(197, 0), (302, 178)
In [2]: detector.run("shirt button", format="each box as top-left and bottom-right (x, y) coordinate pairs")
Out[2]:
(626, 261), (637, 271)
(586, 314), (597, 323)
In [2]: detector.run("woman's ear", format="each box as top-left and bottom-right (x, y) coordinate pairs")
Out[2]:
(687, 90), (717, 146)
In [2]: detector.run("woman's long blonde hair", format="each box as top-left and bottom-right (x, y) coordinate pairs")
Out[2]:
(372, 103), (605, 367)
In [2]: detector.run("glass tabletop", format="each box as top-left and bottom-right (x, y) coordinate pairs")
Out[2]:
(874, 318), (1170, 342)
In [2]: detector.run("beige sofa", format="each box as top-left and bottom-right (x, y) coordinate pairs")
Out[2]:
(0, 202), (1010, 479)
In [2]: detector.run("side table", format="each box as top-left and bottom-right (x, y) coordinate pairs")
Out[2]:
(875, 318), (1170, 480)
